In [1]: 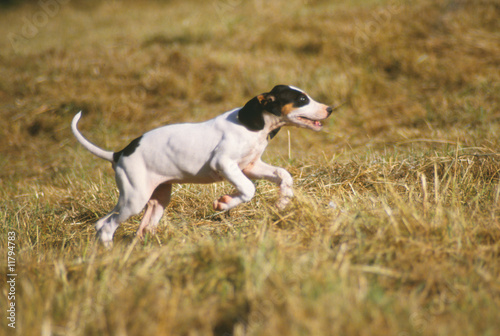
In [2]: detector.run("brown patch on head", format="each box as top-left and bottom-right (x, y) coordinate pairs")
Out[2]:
(281, 102), (295, 116)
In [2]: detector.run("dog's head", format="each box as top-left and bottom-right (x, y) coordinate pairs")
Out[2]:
(238, 85), (333, 135)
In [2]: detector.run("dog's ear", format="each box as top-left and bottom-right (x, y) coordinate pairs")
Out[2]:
(258, 93), (281, 117)
(238, 95), (266, 131)
(238, 92), (283, 131)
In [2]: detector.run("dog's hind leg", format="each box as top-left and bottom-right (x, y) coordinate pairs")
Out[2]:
(96, 196), (149, 247)
(136, 183), (172, 239)
(95, 168), (153, 247)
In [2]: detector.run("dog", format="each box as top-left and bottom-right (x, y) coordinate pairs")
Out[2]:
(72, 85), (333, 246)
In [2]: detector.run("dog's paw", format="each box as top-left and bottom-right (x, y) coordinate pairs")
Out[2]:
(96, 228), (115, 249)
(97, 235), (113, 249)
(146, 226), (157, 236)
(213, 195), (233, 211)
(135, 229), (145, 240)
(136, 226), (158, 240)
(275, 196), (292, 210)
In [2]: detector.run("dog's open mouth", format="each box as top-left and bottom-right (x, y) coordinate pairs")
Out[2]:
(297, 116), (323, 129)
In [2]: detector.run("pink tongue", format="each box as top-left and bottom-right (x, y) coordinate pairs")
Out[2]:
(314, 121), (322, 126)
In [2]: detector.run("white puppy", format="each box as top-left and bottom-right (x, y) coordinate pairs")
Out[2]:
(72, 85), (332, 246)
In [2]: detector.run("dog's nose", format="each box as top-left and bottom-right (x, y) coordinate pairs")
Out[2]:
(326, 106), (333, 115)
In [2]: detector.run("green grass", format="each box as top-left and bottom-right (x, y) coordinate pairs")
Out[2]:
(1, 0), (500, 335)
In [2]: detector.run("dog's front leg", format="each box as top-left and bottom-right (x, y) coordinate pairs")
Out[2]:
(243, 159), (293, 210)
(210, 157), (256, 211)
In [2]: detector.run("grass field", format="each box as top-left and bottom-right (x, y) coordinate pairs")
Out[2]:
(1, 0), (500, 335)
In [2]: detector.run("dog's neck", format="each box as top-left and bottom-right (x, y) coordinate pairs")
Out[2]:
(262, 113), (286, 134)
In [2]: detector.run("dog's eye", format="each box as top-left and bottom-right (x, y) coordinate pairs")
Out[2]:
(293, 94), (309, 108)
(298, 96), (308, 104)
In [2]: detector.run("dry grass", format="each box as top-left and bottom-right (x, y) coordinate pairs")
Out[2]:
(1, 0), (500, 335)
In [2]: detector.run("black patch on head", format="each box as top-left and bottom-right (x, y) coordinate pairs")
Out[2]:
(268, 85), (309, 108)
(294, 94), (309, 107)
(113, 136), (142, 162)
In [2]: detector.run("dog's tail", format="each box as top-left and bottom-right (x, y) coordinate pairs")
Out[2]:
(71, 112), (114, 162)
